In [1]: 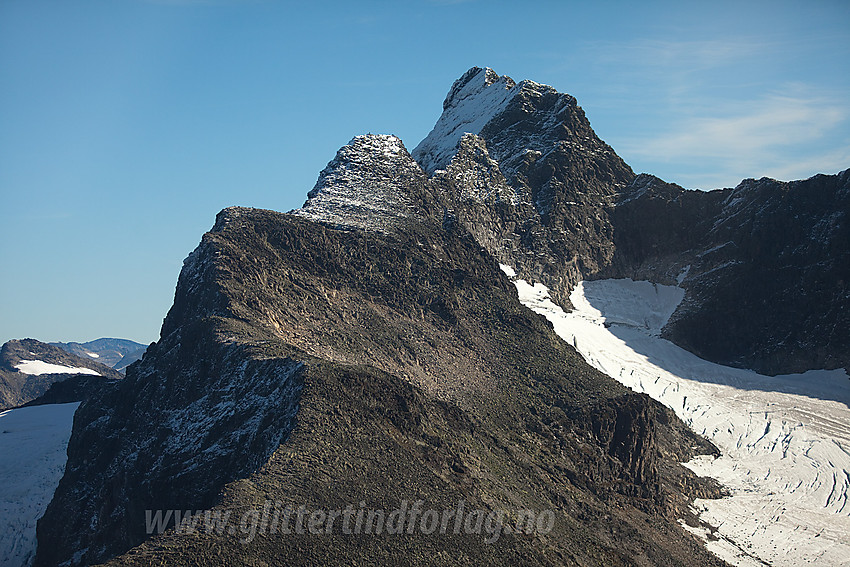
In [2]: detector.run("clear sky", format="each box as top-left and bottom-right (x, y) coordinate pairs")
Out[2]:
(1, 0), (848, 345)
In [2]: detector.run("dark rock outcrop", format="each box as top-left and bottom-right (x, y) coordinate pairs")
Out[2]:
(413, 67), (636, 309)
(607, 170), (850, 374)
(21, 374), (120, 407)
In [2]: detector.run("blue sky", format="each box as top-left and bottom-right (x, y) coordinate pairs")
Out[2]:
(1, 0), (848, 345)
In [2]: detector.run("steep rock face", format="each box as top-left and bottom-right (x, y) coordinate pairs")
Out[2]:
(413, 67), (636, 308)
(21, 375), (120, 407)
(0, 339), (122, 410)
(38, 208), (723, 566)
(35, 227), (304, 566)
(608, 170), (850, 374)
(430, 133), (534, 268)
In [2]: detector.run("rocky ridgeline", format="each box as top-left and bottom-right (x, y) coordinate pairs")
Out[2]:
(296, 67), (848, 374)
(33, 67), (846, 565)
(39, 208), (723, 566)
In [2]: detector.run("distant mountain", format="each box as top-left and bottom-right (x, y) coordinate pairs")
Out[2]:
(0, 339), (122, 410)
(51, 338), (147, 373)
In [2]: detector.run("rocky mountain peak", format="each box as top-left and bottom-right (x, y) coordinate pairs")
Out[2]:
(437, 133), (517, 205)
(413, 67), (520, 174)
(441, 67), (515, 112)
(413, 67), (631, 197)
(293, 134), (428, 232)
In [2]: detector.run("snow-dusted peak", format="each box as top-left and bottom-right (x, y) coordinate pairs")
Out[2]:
(414, 68), (520, 175)
(344, 133), (407, 159)
(412, 67), (587, 179)
(441, 67), (516, 111)
(293, 134), (426, 232)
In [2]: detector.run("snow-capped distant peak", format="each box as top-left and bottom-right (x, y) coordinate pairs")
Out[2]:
(14, 360), (101, 376)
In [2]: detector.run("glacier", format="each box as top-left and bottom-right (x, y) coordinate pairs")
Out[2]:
(502, 267), (850, 567)
(0, 402), (80, 567)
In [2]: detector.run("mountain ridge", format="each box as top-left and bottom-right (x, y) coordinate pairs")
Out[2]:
(37, 208), (725, 566)
(297, 66), (848, 375)
(31, 66), (848, 566)
(51, 338), (147, 373)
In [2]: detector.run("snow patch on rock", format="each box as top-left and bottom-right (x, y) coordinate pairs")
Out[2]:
(14, 361), (100, 377)
(413, 67), (518, 174)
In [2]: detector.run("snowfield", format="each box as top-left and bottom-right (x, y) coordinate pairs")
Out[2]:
(0, 402), (80, 567)
(505, 271), (850, 567)
(14, 360), (100, 376)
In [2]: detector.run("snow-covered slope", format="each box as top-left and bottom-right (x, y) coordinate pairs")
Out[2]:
(413, 67), (518, 174)
(504, 269), (850, 566)
(14, 360), (100, 376)
(0, 402), (79, 567)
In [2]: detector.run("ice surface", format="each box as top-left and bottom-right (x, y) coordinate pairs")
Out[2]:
(14, 360), (100, 376)
(509, 274), (850, 566)
(0, 403), (80, 567)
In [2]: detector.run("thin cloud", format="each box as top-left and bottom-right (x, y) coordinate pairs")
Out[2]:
(138, 0), (265, 5)
(614, 86), (849, 189)
(590, 38), (769, 71)
(767, 145), (850, 181)
(625, 93), (846, 160)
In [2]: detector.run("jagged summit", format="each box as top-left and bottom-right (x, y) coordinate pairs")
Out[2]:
(413, 67), (521, 175)
(412, 66), (624, 191)
(438, 133), (518, 205)
(293, 134), (428, 232)
(441, 67), (515, 111)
